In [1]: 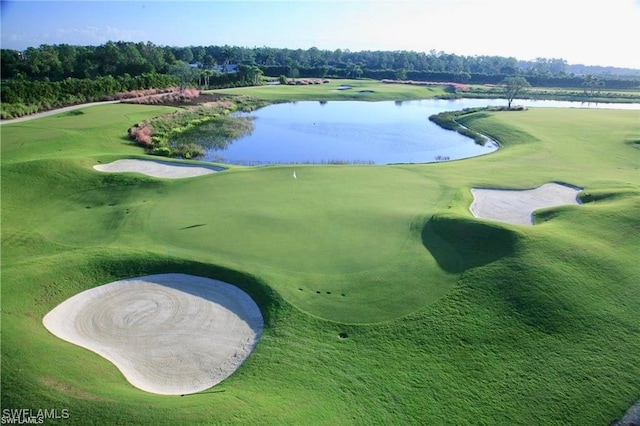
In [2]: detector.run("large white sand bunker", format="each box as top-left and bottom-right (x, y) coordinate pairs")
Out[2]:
(470, 182), (582, 225)
(93, 159), (223, 179)
(43, 274), (263, 395)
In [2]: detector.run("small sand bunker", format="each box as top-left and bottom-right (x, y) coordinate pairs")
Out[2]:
(470, 182), (582, 225)
(94, 159), (223, 179)
(43, 274), (263, 395)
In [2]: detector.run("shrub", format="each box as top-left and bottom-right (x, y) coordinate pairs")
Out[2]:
(135, 126), (153, 146)
(118, 87), (200, 105)
(126, 96), (265, 160)
(151, 147), (172, 157)
(173, 143), (205, 159)
(128, 124), (155, 147)
(180, 88), (200, 99)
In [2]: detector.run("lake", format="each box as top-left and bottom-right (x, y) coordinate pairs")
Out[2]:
(204, 98), (640, 165)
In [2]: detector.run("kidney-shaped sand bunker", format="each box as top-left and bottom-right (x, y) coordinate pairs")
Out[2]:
(43, 274), (263, 395)
(94, 159), (223, 179)
(470, 182), (582, 225)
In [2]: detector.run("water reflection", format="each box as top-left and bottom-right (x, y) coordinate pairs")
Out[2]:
(204, 99), (640, 165)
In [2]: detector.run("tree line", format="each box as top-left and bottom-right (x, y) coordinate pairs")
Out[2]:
(4, 41), (639, 82)
(2, 41), (639, 119)
(0, 73), (181, 119)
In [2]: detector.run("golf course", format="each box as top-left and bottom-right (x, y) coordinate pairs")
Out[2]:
(2, 80), (639, 424)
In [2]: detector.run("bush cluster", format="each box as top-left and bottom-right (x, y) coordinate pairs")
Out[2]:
(127, 96), (266, 160)
(117, 88), (200, 104)
(0, 73), (177, 119)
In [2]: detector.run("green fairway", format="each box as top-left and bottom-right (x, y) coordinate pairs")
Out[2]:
(209, 78), (449, 101)
(2, 101), (639, 424)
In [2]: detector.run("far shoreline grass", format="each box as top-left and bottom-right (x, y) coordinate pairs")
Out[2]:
(209, 78), (640, 104)
(207, 78), (450, 101)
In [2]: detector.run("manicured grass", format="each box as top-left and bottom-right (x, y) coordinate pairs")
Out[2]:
(0, 104), (177, 164)
(463, 85), (640, 103)
(209, 78), (448, 101)
(216, 79), (640, 104)
(1, 101), (639, 424)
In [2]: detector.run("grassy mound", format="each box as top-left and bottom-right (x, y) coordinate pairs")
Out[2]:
(2, 101), (639, 424)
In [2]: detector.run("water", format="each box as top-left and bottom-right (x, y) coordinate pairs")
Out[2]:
(204, 98), (640, 165)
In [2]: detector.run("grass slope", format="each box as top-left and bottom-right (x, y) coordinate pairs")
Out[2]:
(2, 101), (639, 425)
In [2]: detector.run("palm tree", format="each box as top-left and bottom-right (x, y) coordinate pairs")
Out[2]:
(582, 75), (604, 96)
(346, 62), (363, 78)
(244, 65), (263, 86)
(201, 69), (213, 89)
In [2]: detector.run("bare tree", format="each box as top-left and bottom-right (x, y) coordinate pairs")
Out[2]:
(501, 76), (531, 109)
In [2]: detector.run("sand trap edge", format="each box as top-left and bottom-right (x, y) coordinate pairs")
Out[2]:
(469, 182), (583, 226)
(42, 273), (263, 395)
(94, 159), (224, 179)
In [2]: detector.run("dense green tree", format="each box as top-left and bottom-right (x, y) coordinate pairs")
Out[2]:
(0, 50), (25, 79)
(175, 47), (194, 63)
(255, 48), (276, 66)
(95, 41), (122, 75)
(169, 61), (197, 89)
(24, 45), (62, 79)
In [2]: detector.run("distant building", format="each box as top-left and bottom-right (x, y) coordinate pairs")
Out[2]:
(188, 62), (239, 73)
(213, 64), (239, 73)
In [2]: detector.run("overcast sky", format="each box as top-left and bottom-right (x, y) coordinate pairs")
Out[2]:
(2, 0), (639, 69)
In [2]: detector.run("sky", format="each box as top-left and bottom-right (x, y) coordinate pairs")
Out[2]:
(1, 0), (639, 69)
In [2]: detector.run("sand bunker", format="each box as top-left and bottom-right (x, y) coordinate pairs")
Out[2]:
(93, 159), (223, 179)
(470, 182), (582, 225)
(43, 274), (263, 395)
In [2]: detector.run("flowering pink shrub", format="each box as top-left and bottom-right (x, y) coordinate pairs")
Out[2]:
(382, 79), (469, 92)
(209, 100), (233, 109)
(123, 94), (168, 104)
(450, 83), (470, 91)
(180, 88), (200, 99)
(107, 88), (171, 101)
(119, 87), (201, 105)
(135, 126), (153, 146)
(128, 124), (154, 147)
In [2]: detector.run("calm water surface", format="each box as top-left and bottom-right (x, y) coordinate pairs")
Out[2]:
(204, 99), (639, 165)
